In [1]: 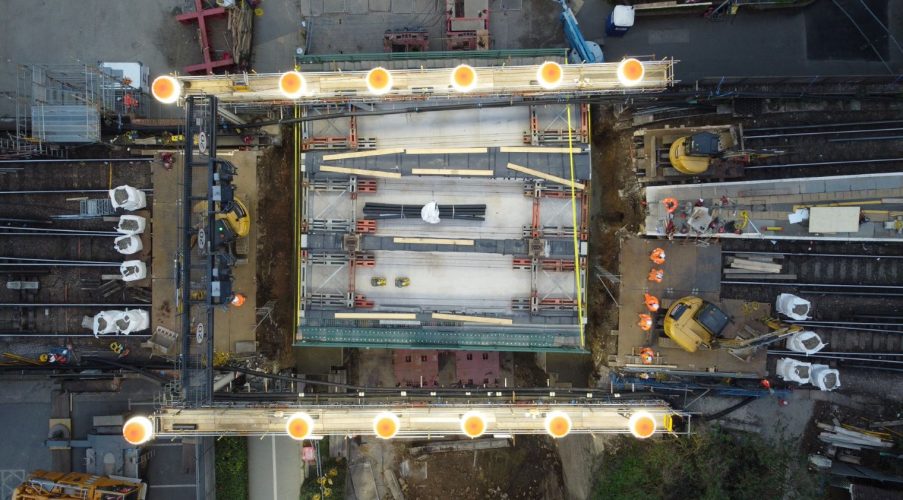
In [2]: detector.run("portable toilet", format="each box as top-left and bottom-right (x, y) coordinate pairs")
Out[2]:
(606, 6), (635, 37)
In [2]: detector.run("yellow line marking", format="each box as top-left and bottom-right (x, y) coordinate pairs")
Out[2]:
(566, 104), (585, 348)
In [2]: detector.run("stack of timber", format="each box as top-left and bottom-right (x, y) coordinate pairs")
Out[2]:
(723, 254), (795, 280)
(817, 421), (894, 451)
(229, 1), (254, 70)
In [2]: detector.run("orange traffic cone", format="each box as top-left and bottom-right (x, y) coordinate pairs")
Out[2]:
(647, 268), (663, 283)
(643, 293), (660, 312)
(649, 248), (666, 265)
(637, 314), (653, 331)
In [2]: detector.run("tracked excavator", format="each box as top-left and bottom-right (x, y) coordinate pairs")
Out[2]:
(663, 296), (803, 359)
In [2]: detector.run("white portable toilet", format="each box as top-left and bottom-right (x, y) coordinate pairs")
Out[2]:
(776, 357), (812, 384)
(109, 185), (147, 211)
(114, 235), (143, 255)
(810, 364), (841, 391)
(119, 260), (147, 282)
(606, 5), (635, 37)
(116, 215), (147, 235)
(785, 331), (826, 355)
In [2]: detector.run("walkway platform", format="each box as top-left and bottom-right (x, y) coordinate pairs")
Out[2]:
(612, 238), (768, 378)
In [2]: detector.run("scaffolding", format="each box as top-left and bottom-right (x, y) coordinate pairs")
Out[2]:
(2, 64), (146, 159)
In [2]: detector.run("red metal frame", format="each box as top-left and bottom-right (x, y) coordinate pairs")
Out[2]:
(177, 0), (234, 74)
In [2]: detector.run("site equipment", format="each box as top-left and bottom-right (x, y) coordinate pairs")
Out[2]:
(665, 296), (806, 358)
(395, 277), (411, 288)
(12, 470), (146, 500)
(668, 132), (726, 175)
(557, 0), (603, 63)
(371, 277), (387, 287)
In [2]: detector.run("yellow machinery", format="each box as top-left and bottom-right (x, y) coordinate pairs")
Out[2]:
(663, 296), (730, 352)
(664, 296), (803, 357)
(194, 198), (251, 238)
(668, 132), (726, 175)
(12, 470), (146, 500)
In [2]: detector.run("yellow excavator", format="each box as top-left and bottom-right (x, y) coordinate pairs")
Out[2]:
(668, 132), (727, 175)
(193, 198), (251, 250)
(663, 296), (801, 358)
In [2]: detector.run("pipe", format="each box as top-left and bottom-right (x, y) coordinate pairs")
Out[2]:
(0, 158), (154, 164)
(722, 281), (903, 289)
(0, 303), (149, 308)
(722, 251), (903, 259)
(0, 189), (153, 195)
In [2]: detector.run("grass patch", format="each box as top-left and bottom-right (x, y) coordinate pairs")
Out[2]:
(215, 437), (248, 500)
(593, 427), (823, 500)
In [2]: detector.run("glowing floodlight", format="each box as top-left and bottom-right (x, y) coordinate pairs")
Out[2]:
(628, 411), (657, 439)
(373, 412), (401, 439)
(460, 411), (488, 438)
(366, 67), (393, 95)
(616, 58), (645, 87)
(151, 76), (181, 104)
(279, 71), (307, 99)
(544, 411), (572, 438)
(285, 412), (315, 440)
(536, 61), (564, 90)
(450, 64), (478, 92)
(122, 416), (154, 445)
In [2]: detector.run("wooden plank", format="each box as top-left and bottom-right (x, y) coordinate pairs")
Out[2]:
(730, 259), (782, 273)
(411, 168), (494, 176)
(431, 313), (514, 325)
(322, 148), (404, 160)
(500, 146), (583, 154)
(506, 162), (585, 190)
(722, 268), (771, 274)
(405, 147), (488, 155)
(393, 237), (474, 245)
(320, 165), (401, 179)
(334, 313), (417, 320)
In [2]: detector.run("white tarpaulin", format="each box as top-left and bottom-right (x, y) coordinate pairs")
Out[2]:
(421, 201), (441, 224)
(776, 358), (811, 384)
(785, 331), (826, 355)
(92, 310), (126, 338)
(776, 293), (811, 320)
(688, 207), (712, 233)
(788, 208), (809, 224)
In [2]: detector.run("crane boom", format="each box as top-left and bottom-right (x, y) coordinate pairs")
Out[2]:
(558, 0), (603, 63)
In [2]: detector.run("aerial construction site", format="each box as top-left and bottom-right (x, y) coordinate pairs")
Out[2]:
(1, 1), (902, 499)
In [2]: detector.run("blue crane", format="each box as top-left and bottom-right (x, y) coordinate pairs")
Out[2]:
(557, 0), (603, 63)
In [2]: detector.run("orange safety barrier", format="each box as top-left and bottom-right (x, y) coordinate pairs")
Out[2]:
(637, 314), (653, 331)
(356, 219), (377, 233)
(649, 247), (666, 265)
(643, 293), (660, 312)
(647, 268), (664, 283)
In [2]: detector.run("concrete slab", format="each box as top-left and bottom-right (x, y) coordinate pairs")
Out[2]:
(248, 436), (304, 500)
(151, 153), (182, 338)
(413, 0), (434, 13)
(356, 107), (530, 149)
(348, 0), (368, 14)
(357, 251), (529, 313)
(369, 0), (391, 12)
(391, 0), (414, 14)
(323, 0), (346, 13)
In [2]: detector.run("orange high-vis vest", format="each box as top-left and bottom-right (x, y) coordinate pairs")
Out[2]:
(647, 268), (664, 283)
(639, 347), (655, 364)
(637, 314), (653, 331)
(644, 293), (660, 312)
(649, 248), (666, 265)
(662, 197), (678, 213)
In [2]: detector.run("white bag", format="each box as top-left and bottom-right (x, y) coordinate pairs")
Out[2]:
(785, 330), (826, 355)
(421, 201), (441, 224)
(776, 357), (812, 384)
(775, 293), (811, 320)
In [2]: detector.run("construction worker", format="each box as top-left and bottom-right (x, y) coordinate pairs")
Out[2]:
(662, 197), (678, 213)
(643, 293), (660, 312)
(639, 347), (655, 364)
(647, 268), (664, 283)
(649, 247), (666, 265)
(637, 314), (653, 331)
(231, 293), (247, 307)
